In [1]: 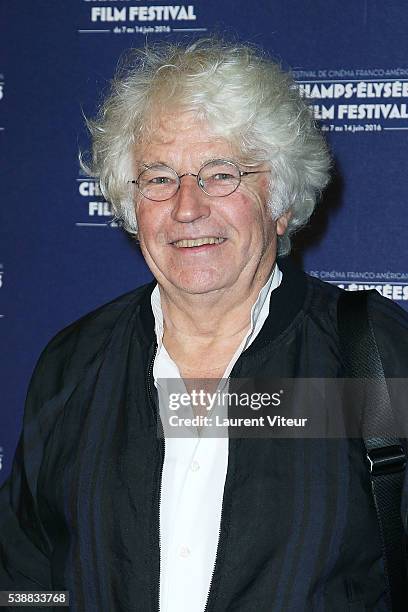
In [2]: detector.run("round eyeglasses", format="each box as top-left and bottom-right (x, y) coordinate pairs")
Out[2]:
(128, 159), (270, 202)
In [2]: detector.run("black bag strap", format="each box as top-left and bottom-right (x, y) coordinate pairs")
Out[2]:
(337, 289), (408, 611)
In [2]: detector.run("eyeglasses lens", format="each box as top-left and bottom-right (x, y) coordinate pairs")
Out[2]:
(137, 165), (179, 201)
(199, 160), (240, 196)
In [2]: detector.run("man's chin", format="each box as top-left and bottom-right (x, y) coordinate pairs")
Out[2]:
(163, 272), (229, 296)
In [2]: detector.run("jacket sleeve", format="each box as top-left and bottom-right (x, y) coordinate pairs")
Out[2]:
(0, 288), (143, 606)
(367, 292), (408, 535)
(0, 441), (52, 590)
(0, 347), (55, 591)
(0, 315), (84, 592)
(0, 293), (133, 594)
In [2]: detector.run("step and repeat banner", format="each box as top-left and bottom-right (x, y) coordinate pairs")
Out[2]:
(1, 2), (407, 483)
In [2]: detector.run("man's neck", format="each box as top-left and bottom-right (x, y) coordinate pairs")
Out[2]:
(159, 260), (277, 349)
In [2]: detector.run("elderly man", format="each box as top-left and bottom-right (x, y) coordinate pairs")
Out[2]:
(1, 38), (408, 611)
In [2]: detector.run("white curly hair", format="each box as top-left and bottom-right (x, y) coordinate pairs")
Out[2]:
(82, 37), (331, 255)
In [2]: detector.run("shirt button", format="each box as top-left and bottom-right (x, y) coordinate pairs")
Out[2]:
(179, 546), (191, 558)
(191, 460), (200, 472)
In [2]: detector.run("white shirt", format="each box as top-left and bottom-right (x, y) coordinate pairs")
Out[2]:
(152, 264), (282, 612)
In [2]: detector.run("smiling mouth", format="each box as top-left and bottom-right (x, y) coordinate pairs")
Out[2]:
(172, 237), (226, 248)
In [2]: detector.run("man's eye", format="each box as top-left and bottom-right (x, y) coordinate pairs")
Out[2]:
(149, 176), (172, 185)
(212, 173), (234, 181)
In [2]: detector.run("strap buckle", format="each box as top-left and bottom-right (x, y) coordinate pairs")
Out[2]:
(366, 445), (407, 476)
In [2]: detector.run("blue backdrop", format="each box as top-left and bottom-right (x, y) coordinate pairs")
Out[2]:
(1, 1), (408, 484)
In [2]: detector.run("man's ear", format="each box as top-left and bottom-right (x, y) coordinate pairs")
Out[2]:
(276, 210), (292, 236)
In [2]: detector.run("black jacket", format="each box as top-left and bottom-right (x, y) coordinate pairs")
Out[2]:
(1, 257), (408, 612)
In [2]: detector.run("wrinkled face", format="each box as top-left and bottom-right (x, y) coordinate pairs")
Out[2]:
(133, 113), (289, 296)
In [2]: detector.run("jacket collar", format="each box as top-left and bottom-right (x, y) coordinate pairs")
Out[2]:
(137, 256), (308, 349)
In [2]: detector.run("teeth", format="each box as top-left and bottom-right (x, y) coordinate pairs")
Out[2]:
(173, 237), (225, 248)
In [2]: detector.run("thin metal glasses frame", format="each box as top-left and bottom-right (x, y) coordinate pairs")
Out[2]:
(128, 159), (270, 202)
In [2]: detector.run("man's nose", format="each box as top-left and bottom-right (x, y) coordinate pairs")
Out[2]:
(170, 175), (211, 223)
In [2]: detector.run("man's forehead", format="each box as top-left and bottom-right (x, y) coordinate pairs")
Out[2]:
(143, 111), (219, 144)
(136, 112), (237, 163)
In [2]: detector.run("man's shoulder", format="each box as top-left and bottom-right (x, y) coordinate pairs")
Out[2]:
(301, 271), (343, 332)
(29, 282), (155, 402)
(366, 289), (408, 377)
(304, 270), (408, 330)
(305, 272), (343, 304)
(45, 282), (154, 355)
(303, 270), (408, 376)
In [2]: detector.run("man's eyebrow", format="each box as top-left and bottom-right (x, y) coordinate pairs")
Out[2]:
(137, 160), (170, 168)
(136, 157), (222, 170)
(136, 156), (254, 170)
